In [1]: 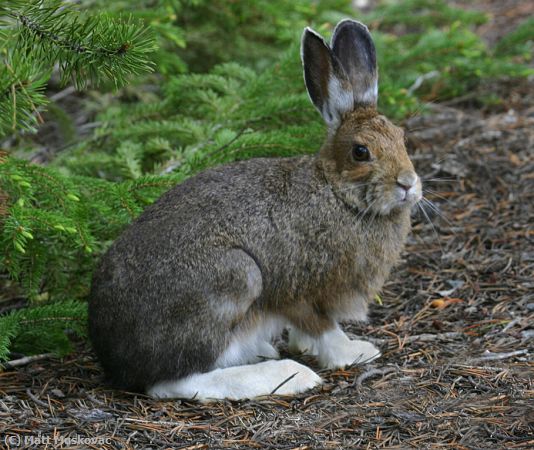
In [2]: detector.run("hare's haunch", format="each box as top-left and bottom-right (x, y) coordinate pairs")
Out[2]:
(89, 20), (422, 401)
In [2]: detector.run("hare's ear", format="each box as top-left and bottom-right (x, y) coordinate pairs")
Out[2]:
(331, 19), (378, 107)
(301, 27), (354, 128)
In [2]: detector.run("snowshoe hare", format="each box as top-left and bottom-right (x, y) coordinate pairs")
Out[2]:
(89, 19), (422, 401)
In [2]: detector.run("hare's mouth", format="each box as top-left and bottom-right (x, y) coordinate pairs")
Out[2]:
(329, 178), (421, 217)
(366, 180), (422, 216)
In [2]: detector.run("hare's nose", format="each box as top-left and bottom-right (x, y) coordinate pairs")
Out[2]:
(396, 181), (412, 192)
(396, 172), (417, 191)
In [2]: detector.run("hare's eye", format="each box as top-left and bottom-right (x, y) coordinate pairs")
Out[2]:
(351, 144), (370, 162)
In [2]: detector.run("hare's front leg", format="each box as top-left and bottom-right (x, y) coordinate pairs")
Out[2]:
(289, 324), (380, 369)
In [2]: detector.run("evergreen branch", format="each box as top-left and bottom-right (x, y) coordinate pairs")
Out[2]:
(8, 0), (157, 89)
(0, 0), (156, 136)
(17, 12), (129, 58)
(0, 51), (49, 136)
(0, 300), (87, 362)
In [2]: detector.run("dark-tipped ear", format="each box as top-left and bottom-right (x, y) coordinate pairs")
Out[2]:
(331, 19), (378, 107)
(301, 27), (354, 128)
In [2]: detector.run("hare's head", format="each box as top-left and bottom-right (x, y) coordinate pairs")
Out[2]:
(302, 20), (422, 215)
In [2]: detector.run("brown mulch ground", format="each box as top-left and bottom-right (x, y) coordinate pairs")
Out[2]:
(1, 82), (532, 449)
(2, 6), (534, 450)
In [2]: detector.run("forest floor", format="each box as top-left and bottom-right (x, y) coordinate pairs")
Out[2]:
(1, 2), (533, 450)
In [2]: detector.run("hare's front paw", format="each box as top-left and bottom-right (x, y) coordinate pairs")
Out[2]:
(264, 359), (322, 396)
(315, 326), (381, 369)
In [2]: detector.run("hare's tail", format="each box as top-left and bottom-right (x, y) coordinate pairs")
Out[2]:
(147, 359), (321, 402)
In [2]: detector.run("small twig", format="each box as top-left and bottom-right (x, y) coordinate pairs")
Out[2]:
(473, 349), (528, 362)
(2, 352), (55, 369)
(365, 331), (463, 346)
(123, 417), (186, 427)
(440, 91), (481, 106)
(353, 367), (397, 388)
(407, 70), (439, 95)
(49, 86), (76, 102)
(501, 317), (521, 333)
(270, 372), (299, 395)
(26, 389), (49, 407)
(86, 394), (107, 407)
(452, 364), (509, 371)
(483, 424), (530, 442)
(203, 126), (250, 159)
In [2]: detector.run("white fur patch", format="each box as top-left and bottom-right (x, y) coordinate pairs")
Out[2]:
(288, 327), (318, 355)
(359, 81), (378, 105)
(289, 324), (381, 369)
(214, 316), (285, 368)
(323, 76), (354, 128)
(147, 359), (322, 402)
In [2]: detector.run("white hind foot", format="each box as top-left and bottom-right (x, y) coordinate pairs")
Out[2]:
(147, 359), (322, 402)
(289, 324), (381, 369)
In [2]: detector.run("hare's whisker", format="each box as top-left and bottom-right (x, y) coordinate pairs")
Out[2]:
(423, 188), (451, 203)
(355, 199), (377, 222)
(422, 178), (460, 183)
(421, 198), (455, 233)
(417, 202), (444, 254)
(421, 197), (445, 219)
(415, 156), (449, 168)
(421, 197), (441, 214)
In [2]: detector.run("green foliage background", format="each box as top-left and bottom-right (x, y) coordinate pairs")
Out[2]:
(0, 0), (532, 362)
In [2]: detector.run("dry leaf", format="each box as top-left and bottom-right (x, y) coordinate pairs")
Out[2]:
(430, 298), (464, 309)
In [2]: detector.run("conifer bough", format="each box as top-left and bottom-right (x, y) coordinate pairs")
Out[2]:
(0, 0), (156, 135)
(12, 0), (156, 88)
